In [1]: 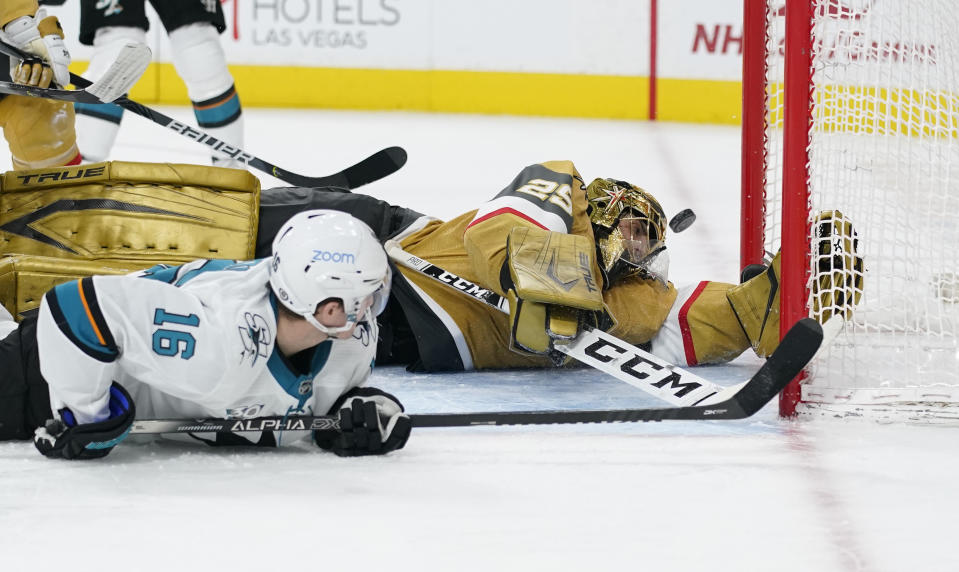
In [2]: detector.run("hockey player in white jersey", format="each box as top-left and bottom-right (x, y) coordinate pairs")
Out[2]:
(0, 210), (412, 460)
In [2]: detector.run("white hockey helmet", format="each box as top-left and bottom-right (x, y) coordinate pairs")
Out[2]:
(269, 210), (391, 335)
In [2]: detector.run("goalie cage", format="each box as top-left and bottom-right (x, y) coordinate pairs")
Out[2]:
(741, 0), (959, 424)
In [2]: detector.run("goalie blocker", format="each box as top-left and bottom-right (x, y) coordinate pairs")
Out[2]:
(503, 226), (608, 360)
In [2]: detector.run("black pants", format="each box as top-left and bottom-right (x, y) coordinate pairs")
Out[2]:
(79, 0), (227, 45)
(0, 314), (52, 441)
(259, 188), (426, 367)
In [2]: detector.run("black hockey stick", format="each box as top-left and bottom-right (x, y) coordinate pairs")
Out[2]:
(0, 40), (406, 189)
(130, 317), (822, 435)
(92, 84), (407, 189)
(0, 78), (115, 103)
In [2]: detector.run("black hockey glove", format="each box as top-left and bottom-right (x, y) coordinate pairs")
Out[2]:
(34, 382), (136, 460)
(314, 387), (411, 457)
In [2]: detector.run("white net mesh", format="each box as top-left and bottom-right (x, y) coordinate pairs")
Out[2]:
(763, 0), (959, 422)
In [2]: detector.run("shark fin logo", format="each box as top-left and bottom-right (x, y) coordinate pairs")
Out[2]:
(238, 312), (272, 365)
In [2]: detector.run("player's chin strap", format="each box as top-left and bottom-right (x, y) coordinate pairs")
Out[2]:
(306, 304), (374, 337)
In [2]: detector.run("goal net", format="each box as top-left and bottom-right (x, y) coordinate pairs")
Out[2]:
(741, 0), (959, 423)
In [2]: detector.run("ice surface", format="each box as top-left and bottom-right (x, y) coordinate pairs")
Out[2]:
(1, 109), (957, 571)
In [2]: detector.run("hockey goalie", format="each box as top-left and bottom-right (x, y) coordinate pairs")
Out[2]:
(254, 160), (864, 372)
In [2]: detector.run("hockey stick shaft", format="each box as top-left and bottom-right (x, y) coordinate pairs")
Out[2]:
(129, 317), (822, 435)
(74, 79), (407, 189)
(383, 240), (730, 407)
(0, 79), (103, 103)
(78, 87), (407, 189)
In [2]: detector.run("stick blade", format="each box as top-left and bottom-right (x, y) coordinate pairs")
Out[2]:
(727, 318), (824, 417)
(84, 42), (152, 103)
(341, 146), (408, 189)
(275, 146), (408, 189)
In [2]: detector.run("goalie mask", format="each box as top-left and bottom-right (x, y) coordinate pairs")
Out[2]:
(269, 210), (391, 336)
(585, 178), (669, 286)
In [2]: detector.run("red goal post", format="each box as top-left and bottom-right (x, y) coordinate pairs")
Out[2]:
(740, 0), (959, 421)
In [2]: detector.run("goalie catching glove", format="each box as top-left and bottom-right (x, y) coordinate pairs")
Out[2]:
(811, 210), (864, 323)
(727, 209), (863, 357)
(502, 226), (611, 362)
(34, 382), (135, 460)
(314, 387), (412, 457)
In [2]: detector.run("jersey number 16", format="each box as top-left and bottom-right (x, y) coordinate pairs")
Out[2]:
(152, 308), (200, 359)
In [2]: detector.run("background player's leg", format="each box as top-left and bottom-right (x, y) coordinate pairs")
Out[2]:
(74, 26), (147, 161)
(168, 22), (243, 168)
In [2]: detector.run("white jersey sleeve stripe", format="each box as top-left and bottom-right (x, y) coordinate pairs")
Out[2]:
(44, 278), (118, 362)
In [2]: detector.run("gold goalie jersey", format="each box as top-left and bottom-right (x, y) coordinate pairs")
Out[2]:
(392, 160), (681, 371)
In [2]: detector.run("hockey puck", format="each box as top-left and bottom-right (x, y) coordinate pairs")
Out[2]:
(669, 209), (696, 233)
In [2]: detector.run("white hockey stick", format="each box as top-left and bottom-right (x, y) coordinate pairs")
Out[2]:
(386, 240), (735, 407)
(81, 41), (153, 103)
(386, 241), (842, 408)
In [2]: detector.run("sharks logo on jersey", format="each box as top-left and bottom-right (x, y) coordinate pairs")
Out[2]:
(238, 312), (271, 365)
(95, 0), (123, 16)
(353, 320), (373, 347)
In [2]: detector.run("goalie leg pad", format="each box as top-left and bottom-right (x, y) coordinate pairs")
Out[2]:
(0, 255), (149, 317)
(0, 161), (260, 264)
